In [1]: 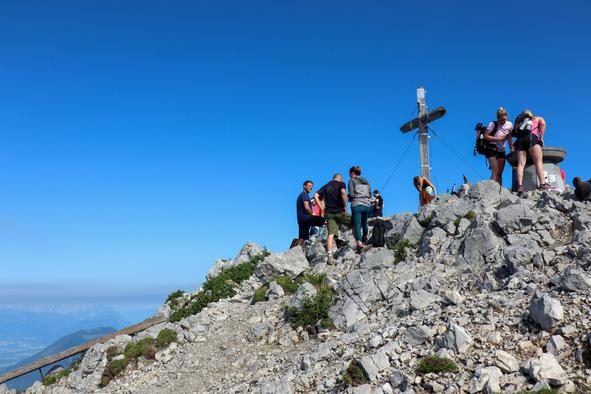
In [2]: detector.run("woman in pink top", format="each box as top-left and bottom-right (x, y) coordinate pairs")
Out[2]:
(484, 107), (514, 185)
(514, 109), (551, 193)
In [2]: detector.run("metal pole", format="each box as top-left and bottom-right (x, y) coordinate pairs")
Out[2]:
(417, 86), (430, 179)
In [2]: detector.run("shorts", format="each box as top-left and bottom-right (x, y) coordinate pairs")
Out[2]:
(484, 149), (506, 159)
(514, 134), (542, 152)
(298, 216), (325, 240)
(325, 213), (351, 236)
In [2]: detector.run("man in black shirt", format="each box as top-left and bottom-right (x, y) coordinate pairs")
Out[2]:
(314, 174), (351, 261)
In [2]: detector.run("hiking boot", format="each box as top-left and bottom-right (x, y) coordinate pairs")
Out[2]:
(516, 185), (525, 195)
(327, 252), (336, 265)
(538, 183), (554, 191)
(361, 235), (368, 244)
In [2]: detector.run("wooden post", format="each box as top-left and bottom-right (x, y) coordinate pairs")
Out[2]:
(417, 86), (430, 179)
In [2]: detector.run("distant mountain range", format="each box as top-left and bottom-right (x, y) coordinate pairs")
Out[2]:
(0, 305), (128, 388)
(1, 327), (117, 391)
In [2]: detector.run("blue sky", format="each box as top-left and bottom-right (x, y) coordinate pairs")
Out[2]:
(1, 1), (590, 315)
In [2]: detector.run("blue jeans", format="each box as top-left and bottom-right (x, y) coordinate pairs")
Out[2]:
(351, 205), (371, 242)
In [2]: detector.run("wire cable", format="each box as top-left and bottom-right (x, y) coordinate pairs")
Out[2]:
(380, 131), (418, 192)
(427, 126), (486, 179)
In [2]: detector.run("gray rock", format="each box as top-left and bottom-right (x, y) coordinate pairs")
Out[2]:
(409, 290), (441, 311)
(68, 343), (108, 391)
(462, 218), (502, 265)
(389, 369), (411, 390)
(527, 353), (568, 386)
(439, 322), (473, 354)
(468, 180), (502, 206)
(442, 289), (464, 305)
(288, 282), (317, 309)
(403, 325), (432, 346)
(255, 247), (309, 282)
(559, 267), (591, 291)
(359, 356), (379, 381)
(249, 321), (274, 341)
(266, 281), (285, 300)
(529, 293), (564, 330)
(496, 203), (537, 233)
(495, 350), (519, 373)
(546, 335), (567, 355)
(360, 249), (395, 270)
(257, 378), (292, 394)
(469, 366), (502, 394)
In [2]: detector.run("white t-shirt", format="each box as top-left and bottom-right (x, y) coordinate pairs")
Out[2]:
(486, 121), (513, 152)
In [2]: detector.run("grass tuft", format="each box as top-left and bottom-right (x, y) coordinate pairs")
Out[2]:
(156, 328), (177, 348)
(464, 211), (477, 220)
(275, 276), (298, 294)
(342, 360), (369, 387)
(42, 368), (71, 385)
(252, 285), (269, 304)
(417, 355), (457, 374)
(285, 287), (334, 328)
(388, 239), (416, 263)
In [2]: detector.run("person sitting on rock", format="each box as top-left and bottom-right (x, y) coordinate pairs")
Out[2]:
(314, 174), (351, 263)
(413, 176), (437, 207)
(513, 109), (552, 194)
(296, 180), (325, 247)
(483, 107), (514, 185)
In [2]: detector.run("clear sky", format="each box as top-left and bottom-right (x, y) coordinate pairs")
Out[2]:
(1, 1), (590, 314)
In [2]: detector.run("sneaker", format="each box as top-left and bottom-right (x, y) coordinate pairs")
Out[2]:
(356, 241), (363, 254)
(361, 235), (368, 244)
(327, 252), (335, 265)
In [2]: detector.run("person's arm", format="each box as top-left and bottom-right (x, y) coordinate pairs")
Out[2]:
(483, 122), (502, 142)
(303, 200), (313, 216)
(340, 186), (348, 213)
(424, 177), (437, 195)
(347, 179), (354, 200)
(507, 133), (514, 151)
(538, 116), (546, 143)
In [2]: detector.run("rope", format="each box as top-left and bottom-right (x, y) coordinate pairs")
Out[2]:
(427, 126), (486, 179)
(380, 131), (418, 192)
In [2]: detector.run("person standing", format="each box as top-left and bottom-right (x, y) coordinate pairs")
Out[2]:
(314, 174), (350, 262)
(483, 107), (514, 185)
(296, 180), (325, 247)
(514, 109), (551, 194)
(348, 166), (372, 252)
(372, 189), (384, 217)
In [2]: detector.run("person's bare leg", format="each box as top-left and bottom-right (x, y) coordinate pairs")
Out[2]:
(498, 158), (506, 186)
(529, 144), (545, 186)
(326, 234), (334, 253)
(516, 151), (527, 188)
(488, 157), (497, 182)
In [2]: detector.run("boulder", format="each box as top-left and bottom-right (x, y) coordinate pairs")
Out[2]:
(559, 267), (591, 291)
(495, 350), (519, 373)
(409, 290), (441, 311)
(439, 322), (473, 354)
(527, 353), (568, 386)
(255, 247), (309, 282)
(529, 293), (564, 331)
(266, 281), (285, 300)
(288, 283), (317, 309)
(546, 335), (567, 355)
(468, 366), (503, 394)
(496, 203), (537, 234)
(468, 180), (502, 206)
(403, 325), (432, 346)
(462, 218), (503, 265)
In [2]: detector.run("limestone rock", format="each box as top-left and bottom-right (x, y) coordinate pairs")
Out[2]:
(527, 353), (568, 386)
(439, 322), (473, 354)
(255, 247), (309, 282)
(559, 267), (591, 291)
(495, 350), (519, 373)
(529, 293), (564, 330)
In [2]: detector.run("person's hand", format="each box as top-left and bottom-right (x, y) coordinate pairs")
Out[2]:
(539, 139), (544, 147)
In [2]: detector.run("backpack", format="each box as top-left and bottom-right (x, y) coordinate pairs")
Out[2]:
(369, 219), (393, 247)
(474, 121), (498, 156)
(512, 115), (533, 138)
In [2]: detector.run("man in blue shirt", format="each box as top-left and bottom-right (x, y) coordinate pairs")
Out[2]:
(297, 180), (325, 247)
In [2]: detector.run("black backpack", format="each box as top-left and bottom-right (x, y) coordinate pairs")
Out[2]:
(475, 121), (498, 156)
(369, 219), (393, 247)
(512, 115), (533, 138)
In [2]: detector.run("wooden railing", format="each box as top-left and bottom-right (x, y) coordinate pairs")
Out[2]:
(0, 315), (166, 385)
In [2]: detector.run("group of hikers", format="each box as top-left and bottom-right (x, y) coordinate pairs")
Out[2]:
(295, 167), (383, 260)
(477, 107), (551, 194)
(295, 107), (571, 259)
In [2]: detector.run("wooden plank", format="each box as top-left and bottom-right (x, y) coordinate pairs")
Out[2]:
(0, 315), (166, 385)
(400, 106), (447, 133)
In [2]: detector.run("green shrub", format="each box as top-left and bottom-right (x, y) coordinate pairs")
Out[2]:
(388, 239), (415, 263)
(320, 317), (336, 330)
(124, 338), (156, 360)
(100, 358), (129, 387)
(453, 218), (461, 226)
(275, 276), (299, 294)
(420, 215), (433, 227)
(252, 285), (269, 304)
(156, 328), (177, 348)
(42, 368), (70, 385)
(465, 211), (477, 220)
(166, 289), (185, 308)
(106, 346), (119, 361)
(170, 251), (269, 322)
(342, 360), (368, 387)
(417, 355), (457, 374)
(304, 273), (327, 288)
(285, 287), (334, 328)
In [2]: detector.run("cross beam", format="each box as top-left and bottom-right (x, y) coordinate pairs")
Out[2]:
(399, 87), (446, 179)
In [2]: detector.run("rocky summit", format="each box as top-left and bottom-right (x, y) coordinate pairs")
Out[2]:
(6, 180), (591, 394)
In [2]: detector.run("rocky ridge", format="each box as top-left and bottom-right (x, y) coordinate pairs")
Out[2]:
(4, 180), (591, 394)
